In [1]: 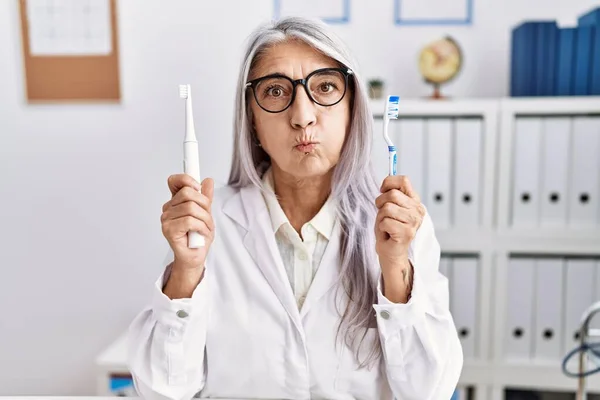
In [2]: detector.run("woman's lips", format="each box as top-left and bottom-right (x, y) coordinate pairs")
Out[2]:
(295, 143), (317, 152)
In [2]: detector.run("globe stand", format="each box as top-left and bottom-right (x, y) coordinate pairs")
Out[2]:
(431, 83), (444, 99)
(425, 81), (447, 100)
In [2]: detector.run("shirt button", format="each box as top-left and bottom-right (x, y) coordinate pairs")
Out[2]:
(380, 310), (391, 320)
(176, 310), (189, 318)
(298, 252), (308, 261)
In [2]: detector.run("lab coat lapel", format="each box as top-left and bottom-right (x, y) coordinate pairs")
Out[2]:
(223, 185), (303, 335)
(300, 221), (342, 318)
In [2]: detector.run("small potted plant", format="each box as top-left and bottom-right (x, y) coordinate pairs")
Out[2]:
(368, 78), (384, 99)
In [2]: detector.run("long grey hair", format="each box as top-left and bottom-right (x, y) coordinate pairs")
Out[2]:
(228, 16), (382, 367)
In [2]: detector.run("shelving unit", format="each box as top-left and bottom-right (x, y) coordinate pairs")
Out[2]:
(371, 96), (600, 400)
(491, 97), (600, 400)
(96, 97), (600, 399)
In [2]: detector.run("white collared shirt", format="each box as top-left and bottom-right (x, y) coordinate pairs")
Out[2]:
(261, 168), (336, 309)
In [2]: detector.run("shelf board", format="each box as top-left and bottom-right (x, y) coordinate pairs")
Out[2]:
(495, 229), (600, 255)
(459, 361), (600, 393)
(459, 360), (494, 385)
(436, 229), (491, 254)
(369, 98), (498, 118)
(501, 96), (600, 115)
(433, 227), (600, 255)
(492, 362), (600, 393)
(95, 332), (128, 372)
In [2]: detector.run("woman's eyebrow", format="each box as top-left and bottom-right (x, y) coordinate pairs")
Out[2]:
(250, 70), (288, 80)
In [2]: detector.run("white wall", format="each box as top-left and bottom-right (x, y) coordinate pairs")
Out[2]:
(0, 0), (596, 395)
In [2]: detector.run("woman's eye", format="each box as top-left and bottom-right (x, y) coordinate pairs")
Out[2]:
(319, 82), (336, 93)
(266, 86), (284, 97)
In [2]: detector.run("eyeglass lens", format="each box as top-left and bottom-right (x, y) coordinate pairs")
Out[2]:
(254, 70), (347, 112)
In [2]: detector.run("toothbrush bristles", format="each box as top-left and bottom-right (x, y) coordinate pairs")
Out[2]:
(387, 95), (400, 119)
(179, 84), (189, 99)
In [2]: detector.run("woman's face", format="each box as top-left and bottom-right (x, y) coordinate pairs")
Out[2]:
(248, 40), (352, 180)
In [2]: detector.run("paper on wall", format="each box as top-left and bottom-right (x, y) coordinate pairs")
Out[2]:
(277, 0), (347, 21)
(25, 0), (112, 56)
(399, 0), (470, 21)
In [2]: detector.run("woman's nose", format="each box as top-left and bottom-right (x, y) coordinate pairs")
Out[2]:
(289, 85), (316, 130)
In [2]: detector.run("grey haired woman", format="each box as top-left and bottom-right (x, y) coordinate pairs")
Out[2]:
(127, 16), (463, 400)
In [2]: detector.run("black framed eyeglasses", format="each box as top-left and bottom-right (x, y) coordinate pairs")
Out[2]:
(245, 67), (354, 113)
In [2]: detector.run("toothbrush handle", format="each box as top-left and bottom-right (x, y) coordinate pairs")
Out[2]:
(184, 141), (205, 248)
(388, 146), (397, 176)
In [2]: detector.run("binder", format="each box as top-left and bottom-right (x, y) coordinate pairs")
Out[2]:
(453, 118), (483, 228)
(511, 118), (542, 228)
(539, 117), (570, 228)
(591, 26), (600, 95)
(505, 257), (535, 360)
(397, 118), (426, 198)
(564, 259), (596, 356)
(451, 387), (468, 400)
(555, 28), (577, 96)
(511, 22), (537, 96)
(535, 22), (559, 96)
(592, 260), (600, 332)
(567, 116), (600, 228)
(578, 7), (600, 95)
(578, 7), (600, 26)
(573, 25), (595, 96)
(450, 257), (478, 359)
(532, 258), (564, 362)
(425, 118), (453, 229)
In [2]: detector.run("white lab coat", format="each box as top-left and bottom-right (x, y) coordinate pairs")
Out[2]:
(127, 184), (463, 400)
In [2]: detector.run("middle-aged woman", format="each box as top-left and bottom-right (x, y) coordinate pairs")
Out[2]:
(127, 16), (463, 400)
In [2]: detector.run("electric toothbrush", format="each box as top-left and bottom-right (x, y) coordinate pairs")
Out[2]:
(179, 84), (205, 248)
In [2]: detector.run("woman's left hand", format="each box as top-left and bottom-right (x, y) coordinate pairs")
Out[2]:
(374, 175), (426, 263)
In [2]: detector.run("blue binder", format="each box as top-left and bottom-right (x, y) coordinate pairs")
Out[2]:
(573, 25), (595, 95)
(511, 22), (537, 96)
(578, 7), (600, 26)
(578, 7), (600, 94)
(535, 22), (559, 96)
(555, 28), (577, 96)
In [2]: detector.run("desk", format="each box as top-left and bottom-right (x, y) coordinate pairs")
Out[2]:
(95, 333), (131, 396)
(1, 398), (255, 400)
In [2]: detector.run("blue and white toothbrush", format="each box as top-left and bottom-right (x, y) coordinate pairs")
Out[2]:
(383, 95), (400, 176)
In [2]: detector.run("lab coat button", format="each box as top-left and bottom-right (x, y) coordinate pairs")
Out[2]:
(176, 309), (189, 318)
(298, 252), (308, 261)
(380, 310), (391, 320)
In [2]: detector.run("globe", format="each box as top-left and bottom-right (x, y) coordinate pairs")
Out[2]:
(418, 36), (462, 98)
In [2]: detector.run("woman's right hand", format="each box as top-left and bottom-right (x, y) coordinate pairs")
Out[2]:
(161, 174), (215, 273)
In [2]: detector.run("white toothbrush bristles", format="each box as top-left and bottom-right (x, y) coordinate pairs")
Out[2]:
(179, 84), (189, 99)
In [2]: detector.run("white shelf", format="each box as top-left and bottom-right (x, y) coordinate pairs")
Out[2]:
(492, 363), (600, 394)
(370, 96), (600, 118)
(460, 362), (600, 393)
(495, 230), (600, 255)
(96, 332), (128, 371)
(370, 98), (499, 118)
(500, 96), (600, 115)
(95, 333), (130, 396)
(436, 230), (492, 254)
(434, 228), (600, 255)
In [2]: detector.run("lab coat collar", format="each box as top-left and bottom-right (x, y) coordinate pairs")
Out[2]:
(222, 184), (343, 327)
